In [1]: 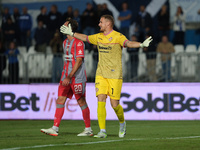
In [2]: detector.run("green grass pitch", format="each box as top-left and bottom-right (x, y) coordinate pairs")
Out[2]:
(0, 120), (200, 150)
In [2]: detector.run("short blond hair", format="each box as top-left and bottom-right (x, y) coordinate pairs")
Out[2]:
(101, 15), (114, 28)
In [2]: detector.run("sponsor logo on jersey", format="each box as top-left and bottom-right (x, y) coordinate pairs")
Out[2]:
(77, 42), (82, 46)
(98, 37), (103, 40)
(78, 49), (83, 54)
(65, 54), (73, 61)
(98, 46), (112, 50)
(95, 88), (99, 92)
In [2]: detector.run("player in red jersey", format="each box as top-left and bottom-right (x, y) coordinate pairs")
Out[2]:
(41, 18), (93, 136)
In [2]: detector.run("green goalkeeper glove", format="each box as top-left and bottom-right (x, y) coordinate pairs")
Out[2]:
(60, 24), (74, 36)
(140, 36), (153, 48)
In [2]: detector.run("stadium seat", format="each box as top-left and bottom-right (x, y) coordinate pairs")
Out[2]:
(18, 46), (28, 63)
(156, 53), (162, 75)
(2, 54), (25, 81)
(185, 44), (197, 52)
(170, 53), (177, 78)
(18, 55), (25, 78)
(180, 45), (197, 78)
(46, 46), (52, 54)
(27, 53), (45, 78)
(171, 45), (184, 79)
(198, 45), (200, 53)
(84, 50), (94, 78)
(18, 46), (27, 54)
(179, 54), (198, 79)
(43, 54), (53, 78)
(2, 59), (9, 77)
(122, 47), (129, 62)
(174, 45), (184, 53)
(137, 48), (147, 76)
(28, 46), (37, 54)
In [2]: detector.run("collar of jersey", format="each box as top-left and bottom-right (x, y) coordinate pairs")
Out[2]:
(104, 29), (113, 36)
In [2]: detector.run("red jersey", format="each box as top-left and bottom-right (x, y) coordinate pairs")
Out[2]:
(60, 38), (87, 83)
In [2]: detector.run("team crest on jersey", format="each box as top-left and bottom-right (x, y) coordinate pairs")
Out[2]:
(109, 37), (113, 41)
(95, 88), (99, 92)
(78, 49), (83, 54)
(77, 42), (82, 46)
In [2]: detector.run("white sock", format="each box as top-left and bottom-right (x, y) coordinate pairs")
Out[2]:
(85, 127), (92, 131)
(100, 129), (106, 133)
(120, 121), (125, 127)
(52, 126), (59, 132)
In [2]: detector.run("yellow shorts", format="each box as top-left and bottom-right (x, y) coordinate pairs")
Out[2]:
(95, 76), (123, 100)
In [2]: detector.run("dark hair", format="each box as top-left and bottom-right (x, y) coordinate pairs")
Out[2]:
(66, 18), (78, 32)
(177, 6), (183, 14)
(101, 15), (114, 27)
(40, 6), (45, 10)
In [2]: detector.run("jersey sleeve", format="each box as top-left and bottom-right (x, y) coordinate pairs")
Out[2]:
(76, 41), (84, 58)
(119, 33), (128, 48)
(86, 33), (98, 45)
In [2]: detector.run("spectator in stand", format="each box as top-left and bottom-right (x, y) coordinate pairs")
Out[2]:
(47, 4), (62, 40)
(96, 4), (103, 19)
(12, 7), (20, 45)
(37, 6), (48, 27)
(34, 20), (49, 53)
(81, 2), (96, 50)
(5, 41), (20, 84)
(101, 3), (113, 16)
(62, 6), (73, 24)
(143, 33), (157, 82)
(18, 7), (32, 51)
(2, 17), (17, 48)
(136, 5), (152, 42)
(73, 9), (81, 32)
(118, 2), (132, 39)
(158, 5), (170, 40)
(173, 6), (185, 45)
(2, 7), (11, 30)
(12, 7), (20, 24)
(0, 40), (6, 84)
(156, 35), (175, 82)
(49, 30), (63, 83)
(127, 35), (139, 81)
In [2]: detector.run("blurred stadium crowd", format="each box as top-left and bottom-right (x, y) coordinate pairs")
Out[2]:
(0, 1), (200, 84)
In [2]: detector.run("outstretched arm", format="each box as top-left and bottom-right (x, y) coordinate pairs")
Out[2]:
(74, 33), (87, 42)
(125, 41), (141, 48)
(125, 36), (153, 48)
(60, 24), (87, 42)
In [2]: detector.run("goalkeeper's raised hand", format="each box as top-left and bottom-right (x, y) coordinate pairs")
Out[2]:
(60, 24), (74, 36)
(140, 36), (153, 48)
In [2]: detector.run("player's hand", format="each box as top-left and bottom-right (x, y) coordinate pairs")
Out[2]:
(60, 24), (74, 36)
(62, 77), (71, 86)
(140, 36), (153, 48)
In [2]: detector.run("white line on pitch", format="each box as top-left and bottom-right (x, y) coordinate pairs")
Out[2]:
(1, 136), (200, 150)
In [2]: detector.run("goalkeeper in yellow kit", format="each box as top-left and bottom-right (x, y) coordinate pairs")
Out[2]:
(60, 15), (152, 138)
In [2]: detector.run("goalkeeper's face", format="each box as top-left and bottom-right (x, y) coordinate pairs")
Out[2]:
(98, 17), (107, 32)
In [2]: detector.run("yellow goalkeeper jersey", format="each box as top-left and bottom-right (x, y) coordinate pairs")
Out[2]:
(87, 30), (128, 79)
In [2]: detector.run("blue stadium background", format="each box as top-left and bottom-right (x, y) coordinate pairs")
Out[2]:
(2, 0), (200, 47)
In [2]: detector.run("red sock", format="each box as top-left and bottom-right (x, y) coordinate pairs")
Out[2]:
(53, 103), (65, 127)
(82, 105), (91, 128)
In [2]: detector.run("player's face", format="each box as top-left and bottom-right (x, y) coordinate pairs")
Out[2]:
(98, 17), (107, 32)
